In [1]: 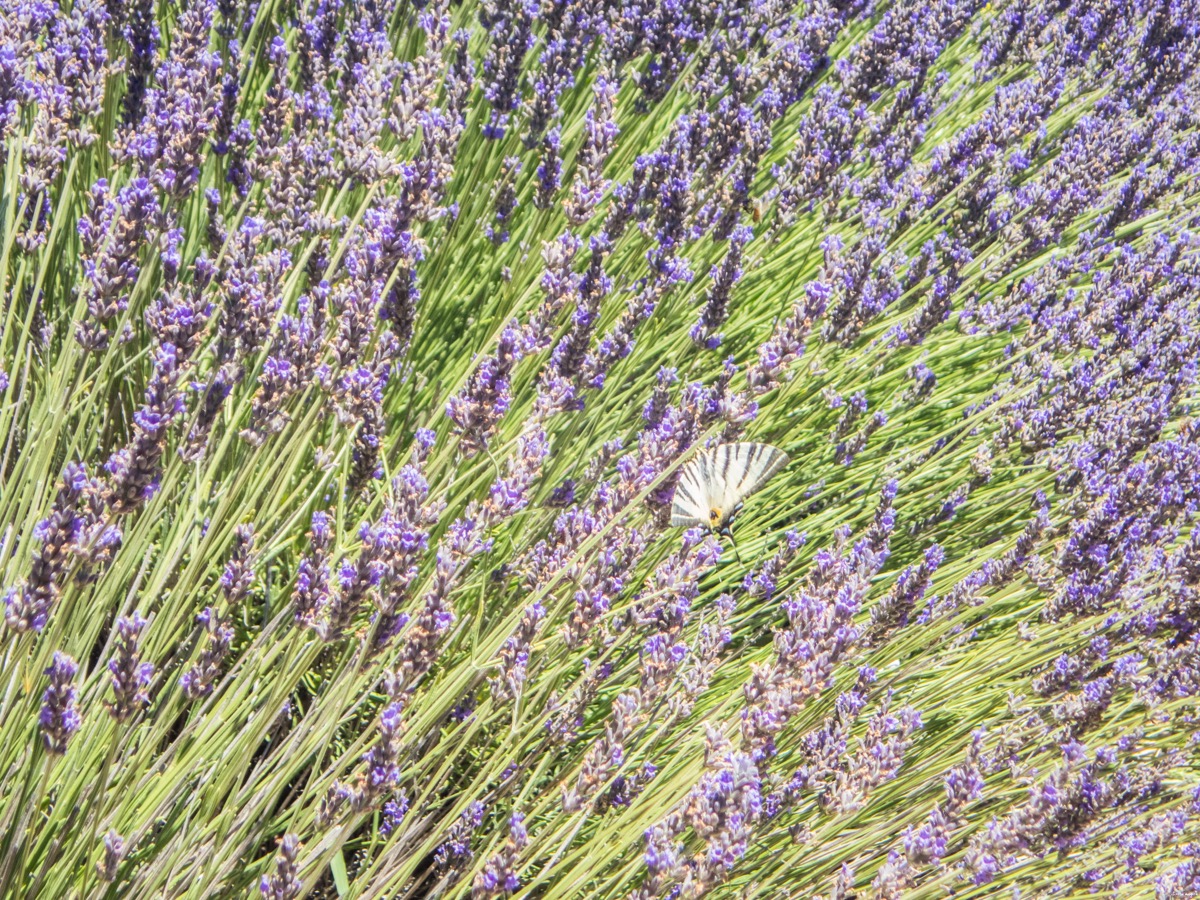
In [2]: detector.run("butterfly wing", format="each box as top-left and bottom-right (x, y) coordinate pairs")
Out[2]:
(718, 442), (790, 514)
(672, 444), (788, 529)
(671, 447), (718, 527)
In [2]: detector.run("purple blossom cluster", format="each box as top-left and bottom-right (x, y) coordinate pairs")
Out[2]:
(179, 525), (255, 700)
(259, 834), (302, 900)
(39, 652), (81, 755)
(637, 729), (764, 896)
(434, 801), (487, 874)
(105, 612), (155, 722)
(630, 485), (908, 897)
(292, 510), (334, 628)
(472, 812), (527, 898)
(564, 531), (722, 813)
(741, 482), (897, 761)
(871, 733), (986, 895)
(4, 462), (118, 633)
(309, 464), (442, 646)
(179, 605), (234, 701)
(318, 700), (405, 824)
(103, 341), (185, 512)
(96, 830), (126, 882)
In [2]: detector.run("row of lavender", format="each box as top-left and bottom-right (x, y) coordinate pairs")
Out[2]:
(1, 0), (1200, 896)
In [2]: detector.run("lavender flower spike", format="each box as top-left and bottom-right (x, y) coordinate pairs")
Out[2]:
(97, 830), (126, 882)
(472, 812), (528, 898)
(260, 834), (302, 900)
(180, 606), (233, 700)
(4, 463), (91, 633)
(316, 701), (405, 825)
(219, 524), (256, 605)
(106, 612), (155, 721)
(434, 801), (487, 873)
(292, 511), (334, 627)
(103, 342), (185, 514)
(691, 225), (752, 349)
(40, 652), (81, 755)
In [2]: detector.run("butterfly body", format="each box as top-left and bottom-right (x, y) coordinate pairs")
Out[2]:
(671, 442), (789, 533)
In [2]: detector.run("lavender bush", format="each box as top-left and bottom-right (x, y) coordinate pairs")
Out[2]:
(2, 0), (1200, 897)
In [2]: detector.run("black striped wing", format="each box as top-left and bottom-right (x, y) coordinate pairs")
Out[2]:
(670, 442), (789, 528)
(671, 447), (718, 527)
(718, 442), (790, 512)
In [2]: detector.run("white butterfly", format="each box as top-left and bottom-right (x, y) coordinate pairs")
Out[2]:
(671, 442), (790, 534)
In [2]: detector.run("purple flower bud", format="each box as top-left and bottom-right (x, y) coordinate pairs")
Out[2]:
(121, 0), (159, 124)
(479, 0), (536, 139)
(415, 427), (437, 460)
(75, 177), (162, 350)
(485, 156), (521, 245)
(97, 830), (126, 882)
(446, 323), (526, 456)
(380, 793), (410, 837)
(293, 511), (335, 628)
(106, 612), (155, 721)
(40, 652), (80, 755)
(472, 811), (527, 898)
(691, 225), (751, 349)
(535, 128), (563, 209)
(749, 281), (829, 393)
(219, 525), (256, 605)
(565, 75), (619, 225)
(435, 801), (487, 871)
(104, 342), (183, 513)
(4, 463), (100, 633)
(259, 834), (301, 900)
(181, 606), (234, 700)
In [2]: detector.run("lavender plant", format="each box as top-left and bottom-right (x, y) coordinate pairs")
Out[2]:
(2, 0), (1200, 897)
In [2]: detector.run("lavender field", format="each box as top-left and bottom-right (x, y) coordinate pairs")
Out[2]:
(2, 0), (1199, 896)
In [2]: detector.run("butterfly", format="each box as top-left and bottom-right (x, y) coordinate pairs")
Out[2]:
(670, 442), (790, 536)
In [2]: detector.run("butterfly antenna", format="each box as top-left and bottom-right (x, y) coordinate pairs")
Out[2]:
(727, 529), (743, 566)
